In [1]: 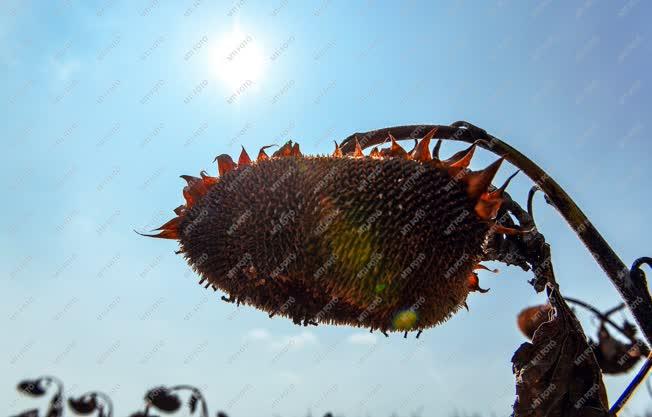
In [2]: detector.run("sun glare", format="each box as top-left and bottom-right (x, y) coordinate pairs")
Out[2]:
(211, 28), (265, 91)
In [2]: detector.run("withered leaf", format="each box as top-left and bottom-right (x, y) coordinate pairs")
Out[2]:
(592, 324), (643, 375)
(511, 286), (609, 417)
(517, 304), (552, 340)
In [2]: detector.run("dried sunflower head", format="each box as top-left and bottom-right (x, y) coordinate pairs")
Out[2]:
(144, 129), (517, 334)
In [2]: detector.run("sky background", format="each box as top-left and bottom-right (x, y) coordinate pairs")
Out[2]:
(1, 0), (651, 416)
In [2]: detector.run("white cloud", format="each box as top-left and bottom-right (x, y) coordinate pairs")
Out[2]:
(270, 331), (318, 350)
(246, 329), (318, 351)
(246, 328), (271, 341)
(289, 331), (317, 348)
(347, 332), (377, 345)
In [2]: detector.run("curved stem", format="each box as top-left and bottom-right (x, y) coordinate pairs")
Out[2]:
(42, 376), (64, 415)
(339, 122), (652, 346)
(39, 375), (63, 401)
(609, 353), (652, 415)
(564, 297), (641, 345)
(526, 186), (540, 219)
(82, 392), (113, 417)
(169, 385), (209, 417)
(565, 296), (623, 320)
(633, 257), (652, 267)
(42, 376), (64, 394)
(603, 303), (627, 318)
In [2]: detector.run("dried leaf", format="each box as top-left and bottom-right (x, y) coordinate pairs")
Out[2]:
(511, 287), (609, 417)
(145, 387), (181, 412)
(16, 380), (46, 397)
(621, 320), (638, 339)
(68, 395), (98, 414)
(592, 324), (643, 375)
(517, 304), (552, 340)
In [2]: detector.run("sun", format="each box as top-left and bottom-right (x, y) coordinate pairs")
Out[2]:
(210, 28), (266, 91)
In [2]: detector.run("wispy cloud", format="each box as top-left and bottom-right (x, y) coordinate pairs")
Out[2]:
(245, 328), (318, 351)
(270, 331), (318, 350)
(245, 328), (271, 341)
(347, 332), (377, 345)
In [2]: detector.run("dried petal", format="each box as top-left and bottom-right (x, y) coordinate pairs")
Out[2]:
(238, 146), (252, 166)
(333, 141), (343, 157)
(215, 154), (236, 176)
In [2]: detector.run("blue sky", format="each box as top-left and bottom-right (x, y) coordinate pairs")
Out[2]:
(1, 1), (651, 416)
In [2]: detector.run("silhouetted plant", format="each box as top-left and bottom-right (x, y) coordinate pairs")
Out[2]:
(7, 375), (650, 416)
(146, 387), (182, 412)
(17, 380), (48, 397)
(68, 390), (113, 417)
(130, 385), (209, 417)
(14, 376), (64, 417)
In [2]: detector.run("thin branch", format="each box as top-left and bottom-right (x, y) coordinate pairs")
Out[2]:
(339, 122), (652, 346)
(565, 297), (625, 326)
(609, 353), (652, 415)
(564, 297), (650, 356)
